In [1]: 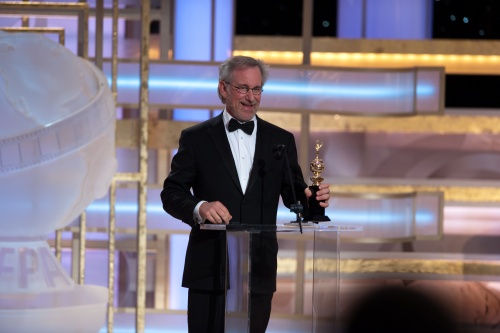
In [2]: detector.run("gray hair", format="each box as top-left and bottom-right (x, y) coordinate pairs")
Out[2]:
(217, 55), (270, 103)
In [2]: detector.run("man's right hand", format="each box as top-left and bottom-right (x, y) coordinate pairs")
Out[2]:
(199, 201), (232, 224)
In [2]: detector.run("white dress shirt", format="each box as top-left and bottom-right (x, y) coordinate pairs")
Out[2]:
(193, 111), (257, 223)
(223, 110), (257, 193)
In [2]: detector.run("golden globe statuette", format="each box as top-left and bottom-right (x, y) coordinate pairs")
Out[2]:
(304, 141), (331, 222)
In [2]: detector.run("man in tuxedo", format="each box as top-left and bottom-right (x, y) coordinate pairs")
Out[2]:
(161, 55), (330, 333)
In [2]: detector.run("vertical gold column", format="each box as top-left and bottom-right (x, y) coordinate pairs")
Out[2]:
(111, 0), (119, 101)
(77, 1), (89, 58)
(107, 181), (117, 333)
(156, 149), (168, 185)
(294, 239), (306, 314)
(136, 0), (151, 332)
(94, 0), (104, 69)
(78, 211), (87, 284)
(54, 27), (65, 264)
(107, 0), (120, 330)
(154, 234), (167, 309)
(301, 0), (313, 65)
(55, 229), (62, 262)
(71, 213), (87, 284)
(21, 0), (29, 27)
(159, 0), (171, 60)
(78, 0), (89, 288)
(300, 113), (310, 176)
(300, 0), (313, 170)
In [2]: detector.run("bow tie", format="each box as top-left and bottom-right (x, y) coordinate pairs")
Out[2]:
(228, 118), (254, 135)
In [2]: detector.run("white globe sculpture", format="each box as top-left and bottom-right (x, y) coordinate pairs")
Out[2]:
(0, 31), (116, 333)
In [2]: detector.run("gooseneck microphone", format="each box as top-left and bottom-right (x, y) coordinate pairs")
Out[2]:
(272, 144), (303, 234)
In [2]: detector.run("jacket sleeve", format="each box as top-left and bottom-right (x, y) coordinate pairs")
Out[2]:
(280, 134), (308, 209)
(160, 129), (201, 227)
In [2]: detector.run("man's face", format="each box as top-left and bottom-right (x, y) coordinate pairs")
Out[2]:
(219, 66), (263, 122)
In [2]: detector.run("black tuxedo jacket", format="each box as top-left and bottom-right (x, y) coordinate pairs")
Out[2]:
(161, 113), (307, 293)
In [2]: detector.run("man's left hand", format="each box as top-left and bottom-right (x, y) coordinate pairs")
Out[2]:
(305, 183), (330, 208)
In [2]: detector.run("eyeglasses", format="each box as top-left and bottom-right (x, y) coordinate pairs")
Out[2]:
(224, 81), (263, 95)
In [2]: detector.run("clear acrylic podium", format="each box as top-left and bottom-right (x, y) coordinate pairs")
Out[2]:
(201, 222), (362, 333)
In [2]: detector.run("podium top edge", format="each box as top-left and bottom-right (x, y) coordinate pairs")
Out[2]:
(199, 222), (363, 232)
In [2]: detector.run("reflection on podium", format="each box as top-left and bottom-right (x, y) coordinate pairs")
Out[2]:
(202, 222), (362, 333)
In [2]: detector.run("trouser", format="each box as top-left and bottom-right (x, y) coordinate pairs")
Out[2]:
(187, 289), (273, 333)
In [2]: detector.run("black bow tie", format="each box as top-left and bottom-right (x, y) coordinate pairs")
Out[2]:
(228, 118), (254, 135)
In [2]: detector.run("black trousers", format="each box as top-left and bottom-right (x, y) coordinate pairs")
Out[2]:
(187, 289), (273, 333)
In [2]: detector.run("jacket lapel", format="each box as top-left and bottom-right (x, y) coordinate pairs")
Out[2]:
(246, 116), (273, 192)
(207, 114), (244, 194)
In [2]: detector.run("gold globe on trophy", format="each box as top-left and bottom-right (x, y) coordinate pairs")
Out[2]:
(304, 140), (331, 222)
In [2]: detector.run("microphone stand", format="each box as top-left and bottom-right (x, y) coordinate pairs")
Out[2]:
(279, 145), (303, 234)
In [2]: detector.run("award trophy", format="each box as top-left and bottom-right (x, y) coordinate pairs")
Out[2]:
(304, 140), (331, 222)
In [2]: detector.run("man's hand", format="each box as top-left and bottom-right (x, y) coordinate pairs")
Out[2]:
(305, 183), (330, 208)
(199, 201), (232, 224)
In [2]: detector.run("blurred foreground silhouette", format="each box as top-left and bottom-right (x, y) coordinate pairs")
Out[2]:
(343, 285), (459, 333)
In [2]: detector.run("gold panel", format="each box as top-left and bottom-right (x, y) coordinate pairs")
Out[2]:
(147, 119), (196, 150)
(313, 38), (500, 56)
(234, 37), (500, 74)
(0, 2), (89, 57)
(123, 115), (500, 151)
(331, 184), (500, 204)
(116, 119), (197, 149)
(340, 258), (500, 276)
(234, 36), (500, 55)
(311, 114), (500, 134)
(0, 27), (65, 44)
(277, 258), (500, 276)
(124, 114), (498, 148)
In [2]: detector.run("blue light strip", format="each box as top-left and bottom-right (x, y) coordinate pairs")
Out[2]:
(265, 83), (429, 98)
(103, 61), (442, 113)
(111, 77), (435, 98)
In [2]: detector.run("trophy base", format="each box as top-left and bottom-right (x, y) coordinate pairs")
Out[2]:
(303, 215), (331, 223)
(303, 185), (331, 223)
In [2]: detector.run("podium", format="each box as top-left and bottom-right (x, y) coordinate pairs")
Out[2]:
(201, 222), (362, 333)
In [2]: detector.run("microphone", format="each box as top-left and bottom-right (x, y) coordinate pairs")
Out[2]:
(272, 144), (303, 234)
